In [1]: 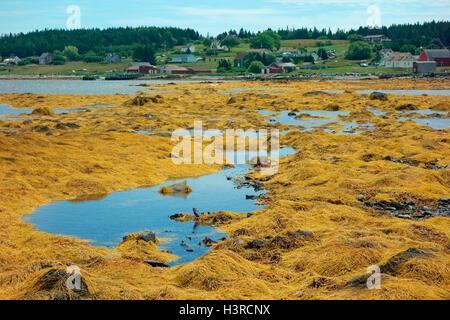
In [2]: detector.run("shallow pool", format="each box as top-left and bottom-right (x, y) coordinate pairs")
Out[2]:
(26, 147), (296, 265)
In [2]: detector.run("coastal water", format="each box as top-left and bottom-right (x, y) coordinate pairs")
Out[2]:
(26, 147), (296, 265)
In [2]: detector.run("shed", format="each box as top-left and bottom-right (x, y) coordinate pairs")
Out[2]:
(413, 61), (437, 74)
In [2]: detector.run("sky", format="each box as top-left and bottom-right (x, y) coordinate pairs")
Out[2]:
(0, 0), (449, 36)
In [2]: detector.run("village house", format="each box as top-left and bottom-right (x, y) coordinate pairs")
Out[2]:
(363, 35), (391, 43)
(127, 62), (158, 74)
(301, 62), (313, 69)
(3, 56), (21, 65)
(104, 53), (122, 63)
(39, 53), (53, 65)
(384, 52), (416, 68)
(413, 61), (437, 74)
(233, 49), (272, 68)
(210, 40), (228, 51)
(262, 62), (297, 74)
(169, 54), (198, 64)
(181, 45), (195, 53)
(379, 48), (394, 65)
(419, 49), (450, 66)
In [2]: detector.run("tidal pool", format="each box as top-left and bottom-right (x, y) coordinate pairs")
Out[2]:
(0, 104), (112, 119)
(256, 109), (373, 134)
(26, 147), (296, 265)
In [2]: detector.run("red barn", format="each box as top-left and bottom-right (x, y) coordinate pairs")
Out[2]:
(419, 49), (450, 66)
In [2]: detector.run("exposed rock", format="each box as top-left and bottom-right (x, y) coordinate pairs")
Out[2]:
(32, 107), (55, 116)
(235, 176), (265, 191)
(369, 92), (388, 101)
(396, 103), (417, 111)
(364, 198), (449, 220)
(123, 230), (156, 243)
(357, 194), (365, 202)
(24, 269), (91, 300)
(303, 91), (329, 97)
(193, 208), (201, 217)
(159, 181), (192, 195)
(380, 248), (436, 275)
(227, 97), (237, 104)
(144, 260), (170, 268)
(287, 229), (313, 238)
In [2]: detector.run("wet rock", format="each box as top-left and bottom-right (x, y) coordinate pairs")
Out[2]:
(288, 111), (297, 116)
(202, 237), (217, 247)
(32, 125), (51, 133)
(320, 156), (340, 161)
(383, 156), (420, 167)
(227, 97), (237, 104)
(56, 123), (80, 130)
(287, 229), (313, 237)
(193, 208), (201, 217)
(24, 269), (91, 300)
(141, 230), (156, 242)
(369, 92), (388, 101)
(235, 177), (265, 191)
(396, 103), (417, 111)
(246, 195), (257, 200)
(32, 107), (55, 116)
(123, 230), (156, 243)
(303, 91), (329, 97)
(365, 198), (449, 220)
(159, 181), (192, 195)
(380, 248), (436, 275)
(245, 239), (268, 249)
(144, 260), (170, 268)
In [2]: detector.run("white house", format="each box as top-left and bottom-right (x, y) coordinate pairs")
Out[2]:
(210, 40), (228, 51)
(379, 48), (393, 65)
(384, 52), (416, 68)
(181, 45), (195, 53)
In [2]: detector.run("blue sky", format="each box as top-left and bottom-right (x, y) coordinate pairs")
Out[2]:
(1, 0), (449, 36)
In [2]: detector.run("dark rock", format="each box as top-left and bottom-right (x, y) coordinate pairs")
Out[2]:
(202, 237), (217, 247)
(169, 213), (184, 220)
(369, 92), (388, 101)
(227, 97), (237, 104)
(380, 248), (435, 275)
(144, 260), (170, 268)
(140, 230), (156, 243)
(287, 230), (313, 237)
(245, 239), (267, 249)
(345, 274), (371, 288)
(193, 208), (201, 217)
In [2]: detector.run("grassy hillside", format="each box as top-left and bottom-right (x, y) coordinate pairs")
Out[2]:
(2, 39), (445, 76)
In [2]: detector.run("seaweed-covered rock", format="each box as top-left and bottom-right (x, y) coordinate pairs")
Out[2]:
(369, 92), (388, 101)
(32, 107), (55, 116)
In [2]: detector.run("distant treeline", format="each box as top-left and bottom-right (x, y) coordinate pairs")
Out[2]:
(0, 27), (200, 58)
(0, 21), (448, 59)
(224, 21), (450, 50)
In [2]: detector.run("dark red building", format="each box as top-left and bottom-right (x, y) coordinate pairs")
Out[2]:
(419, 49), (450, 66)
